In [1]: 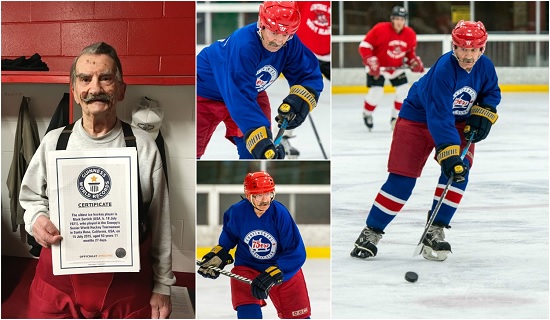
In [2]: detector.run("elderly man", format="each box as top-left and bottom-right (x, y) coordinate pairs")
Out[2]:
(19, 42), (175, 319)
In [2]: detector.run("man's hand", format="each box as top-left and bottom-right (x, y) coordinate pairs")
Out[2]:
(150, 293), (171, 319)
(364, 56), (380, 77)
(32, 215), (63, 248)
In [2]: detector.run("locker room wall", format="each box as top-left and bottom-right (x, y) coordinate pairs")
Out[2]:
(1, 1), (196, 281)
(1, 1), (195, 76)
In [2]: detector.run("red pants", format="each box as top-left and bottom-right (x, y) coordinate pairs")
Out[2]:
(388, 118), (475, 178)
(196, 91), (271, 158)
(27, 237), (154, 319)
(230, 266), (311, 319)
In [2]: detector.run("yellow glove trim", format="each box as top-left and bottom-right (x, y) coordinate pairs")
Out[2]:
(245, 127), (275, 159)
(436, 145), (460, 164)
(471, 105), (498, 124)
(289, 85), (317, 112)
(265, 266), (283, 283)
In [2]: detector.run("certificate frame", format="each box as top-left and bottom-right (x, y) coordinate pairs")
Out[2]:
(47, 148), (140, 275)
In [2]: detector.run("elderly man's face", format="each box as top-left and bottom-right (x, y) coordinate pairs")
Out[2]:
(73, 54), (125, 117)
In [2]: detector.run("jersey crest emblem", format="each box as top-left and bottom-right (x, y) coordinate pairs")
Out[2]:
(256, 65), (278, 92)
(244, 229), (277, 260)
(453, 86), (477, 116)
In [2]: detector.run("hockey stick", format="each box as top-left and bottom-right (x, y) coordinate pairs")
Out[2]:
(308, 114), (328, 159)
(412, 134), (475, 257)
(196, 260), (252, 284)
(273, 117), (288, 146)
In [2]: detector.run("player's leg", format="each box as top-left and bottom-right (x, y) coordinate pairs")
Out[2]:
(269, 269), (311, 319)
(281, 129), (300, 159)
(389, 73), (410, 130)
(196, 96), (227, 159)
(230, 266), (267, 319)
(232, 91), (272, 159)
(423, 123), (476, 261)
(363, 75), (385, 130)
(351, 118), (433, 258)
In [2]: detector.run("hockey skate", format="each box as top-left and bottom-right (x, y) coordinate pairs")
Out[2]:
(280, 136), (300, 159)
(422, 224), (452, 261)
(390, 117), (396, 130)
(363, 112), (374, 131)
(350, 226), (384, 259)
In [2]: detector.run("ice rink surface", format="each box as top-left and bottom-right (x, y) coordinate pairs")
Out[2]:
(200, 77), (331, 160)
(195, 258), (331, 319)
(331, 92), (549, 318)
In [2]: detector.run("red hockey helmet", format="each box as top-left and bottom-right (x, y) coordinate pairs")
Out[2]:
(452, 20), (488, 48)
(244, 171), (275, 197)
(258, 1), (301, 35)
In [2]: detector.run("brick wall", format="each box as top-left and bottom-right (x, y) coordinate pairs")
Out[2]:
(1, 1), (195, 76)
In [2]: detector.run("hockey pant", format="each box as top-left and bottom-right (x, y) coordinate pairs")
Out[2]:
(27, 235), (154, 319)
(364, 71), (409, 118)
(366, 118), (475, 230)
(196, 91), (271, 159)
(230, 266), (311, 319)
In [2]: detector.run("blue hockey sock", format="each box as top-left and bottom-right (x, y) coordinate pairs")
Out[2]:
(366, 173), (417, 230)
(234, 137), (254, 159)
(237, 304), (262, 319)
(431, 170), (469, 226)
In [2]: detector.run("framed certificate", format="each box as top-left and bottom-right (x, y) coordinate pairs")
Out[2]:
(47, 148), (140, 274)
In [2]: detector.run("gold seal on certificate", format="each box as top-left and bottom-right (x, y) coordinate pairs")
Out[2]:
(47, 148), (140, 275)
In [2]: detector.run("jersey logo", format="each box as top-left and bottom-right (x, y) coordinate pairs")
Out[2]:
(452, 86), (477, 116)
(256, 65), (278, 92)
(387, 40), (408, 59)
(305, 3), (330, 35)
(77, 166), (112, 200)
(244, 229), (277, 260)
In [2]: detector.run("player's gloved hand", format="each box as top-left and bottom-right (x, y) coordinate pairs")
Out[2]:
(363, 56), (380, 77)
(251, 266), (284, 300)
(276, 85), (318, 130)
(464, 104), (498, 143)
(408, 56), (424, 73)
(244, 126), (285, 159)
(197, 245), (234, 279)
(436, 144), (468, 183)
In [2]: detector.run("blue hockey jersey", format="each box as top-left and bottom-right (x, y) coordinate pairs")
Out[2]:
(197, 23), (324, 135)
(398, 51), (501, 147)
(218, 199), (306, 282)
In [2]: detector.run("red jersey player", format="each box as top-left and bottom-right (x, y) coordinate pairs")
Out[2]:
(282, 1), (331, 158)
(358, 6), (424, 131)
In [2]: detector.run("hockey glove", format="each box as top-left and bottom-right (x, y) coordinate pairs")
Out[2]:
(276, 85), (318, 130)
(363, 56), (380, 77)
(197, 245), (234, 279)
(244, 126), (285, 159)
(251, 266), (284, 300)
(408, 56), (424, 73)
(436, 144), (468, 183)
(464, 104), (498, 143)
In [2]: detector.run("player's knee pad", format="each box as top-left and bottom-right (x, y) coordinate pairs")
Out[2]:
(383, 173), (417, 200)
(365, 86), (384, 106)
(394, 84), (410, 103)
(236, 304), (262, 319)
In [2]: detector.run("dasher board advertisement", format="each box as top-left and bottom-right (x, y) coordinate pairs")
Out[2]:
(47, 148), (140, 275)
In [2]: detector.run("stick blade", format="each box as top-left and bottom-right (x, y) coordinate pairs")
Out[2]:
(413, 243), (424, 257)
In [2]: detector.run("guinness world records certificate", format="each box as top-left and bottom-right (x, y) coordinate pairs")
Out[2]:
(47, 148), (140, 275)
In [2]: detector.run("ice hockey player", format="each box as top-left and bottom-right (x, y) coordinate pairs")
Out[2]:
(358, 6), (424, 131)
(196, 1), (324, 160)
(281, 1), (331, 158)
(351, 20), (501, 261)
(198, 171), (312, 319)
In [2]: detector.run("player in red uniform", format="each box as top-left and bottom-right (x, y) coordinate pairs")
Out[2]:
(282, 1), (331, 158)
(358, 6), (424, 131)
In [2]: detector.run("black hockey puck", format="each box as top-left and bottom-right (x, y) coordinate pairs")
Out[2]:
(405, 271), (418, 283)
